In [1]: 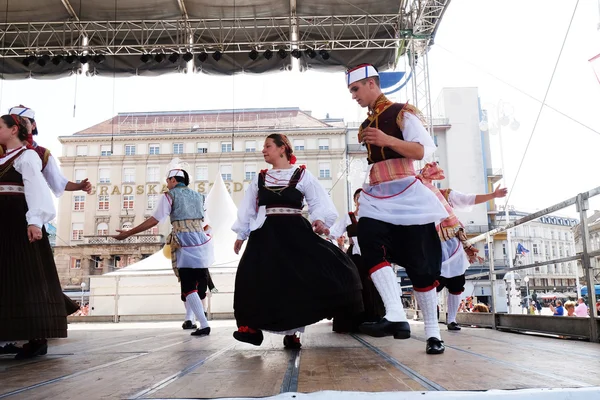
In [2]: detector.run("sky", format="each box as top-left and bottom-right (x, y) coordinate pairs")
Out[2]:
(0, 0), (599, 219)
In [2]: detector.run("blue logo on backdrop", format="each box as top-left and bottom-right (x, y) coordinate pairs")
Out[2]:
(379, 70), (412, 96)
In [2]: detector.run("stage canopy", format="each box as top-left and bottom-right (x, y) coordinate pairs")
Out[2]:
(0, 0), (451, 78)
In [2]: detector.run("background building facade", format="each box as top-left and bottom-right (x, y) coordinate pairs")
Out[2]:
(54, 108), (348, 289)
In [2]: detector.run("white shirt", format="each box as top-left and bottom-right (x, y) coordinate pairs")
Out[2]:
(402, 112), (437, 160)
(42, 154), (69, 197)
(152, 192), (173, 223)
(232, 167), (338, 241)
(0, 146), (56, 227)
(448, 190), (476, 211)
(329, 213), (361, 255)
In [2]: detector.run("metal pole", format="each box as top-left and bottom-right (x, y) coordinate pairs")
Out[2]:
(487, 234), (497, 329)
(114, 276), (120, 323)
(576, 193), (598, 342)
(496, 103), (514, 270)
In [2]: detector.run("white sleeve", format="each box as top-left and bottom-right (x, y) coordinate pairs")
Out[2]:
(298, 169), (339, 228)
(152, 193), (172, 223)
(448, 190), (477, 211)
(329, 214), (351, 239)
(231, 175), (260, 241)
(14, 150), (56, 227)
(42, 155), (69, 197)
(401, 112), (437, 160)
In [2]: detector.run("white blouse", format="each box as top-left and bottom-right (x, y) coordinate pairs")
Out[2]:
(232, 167), (338, 241)
(329, 213), (361, 255)
(42, 154), (69, 197)
(0, 146), (56, 227)
(448, 190), (476, 212)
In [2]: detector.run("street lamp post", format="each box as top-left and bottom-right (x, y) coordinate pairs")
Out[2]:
(524, 275), (530, 312)
(479, 100), (520, 271)
(80, 282), (86, 307)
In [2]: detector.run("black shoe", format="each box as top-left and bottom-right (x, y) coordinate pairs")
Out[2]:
(191, 327), (210, 336)
(283, 334), (302, 349)
(447, 322), (461, 331)
(182, 320), (197, 330)
(426, 337), (445, 355)
(0, 343), (21, 355)
(233, 327), (264, 346)
(14, 341), (48, 360)
(359, 318), (411, 339)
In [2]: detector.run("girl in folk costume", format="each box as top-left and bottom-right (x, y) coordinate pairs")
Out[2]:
(416, 162), (507, 330)
(232, 134), (363, 349)
(329, 188), (385, 332)
(0, 115), (67, 359)
(113, 168), (214, 336)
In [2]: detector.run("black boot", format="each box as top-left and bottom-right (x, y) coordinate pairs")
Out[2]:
(425, 337), (445, 354)
(182, 320), (197, 330)
(233, 327), (264, 346)
(14, 340), (47, 360)
(283, 334), (302, 349)
(359, 318), (411, 339)
(191, 327), (211, 336)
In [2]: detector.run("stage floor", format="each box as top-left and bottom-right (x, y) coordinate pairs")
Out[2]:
(1, 320), (599, 399)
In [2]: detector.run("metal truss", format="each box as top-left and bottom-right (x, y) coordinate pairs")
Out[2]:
(0, 3), (451, 58)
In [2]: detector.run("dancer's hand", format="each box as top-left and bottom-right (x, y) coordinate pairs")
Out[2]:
(27, 225), (43, 242)
(361, 127), (392, 148)
(493, 186), (508, 198)
(312, 220), (330, 236)
(234, 239), (245, 254)
(112, 230), (130, 241)
(78, 178), (93, 194)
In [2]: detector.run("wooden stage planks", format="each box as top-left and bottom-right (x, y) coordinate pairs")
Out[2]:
(1, 319), (599, 399)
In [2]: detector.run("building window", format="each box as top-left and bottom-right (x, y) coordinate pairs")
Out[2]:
(149, 144), (160, 155)
(100, 145), (112, 156)
(123, 168), (135, 183)
(92, 256), (102, 269)
(220, 165), (232, 181)
(197, 142), (208, 154)
(245, 141), (256, 152)
(294, 139), (305, 151)
(149, 226), (159, 235)
(76, 145), (88, 156)
(98, 195), (110, 210)
(221, 142), (232, 153)
(74, 169), (86, 183)
(99, 168), (110, 183)
(195, 166), (208, 181)
(502, 243), (506, 255)
(125, 145), (136, 156)
(319, 162), (331, 179)
(147, 194), (158, 210)
(122, 195), (135, 210)
(533, 244), (539, 255)
(73, 195), (85, 211)
(147, 166), (160, 182)
(318, 138), (330, 150)
(72, 223), (84, 240)
(122, 222), (133, 230)
(173, 143), (184, 154)
(70, 258), (81, 269)
(97, 222), (109, 235)
(245, 164), (257, 181)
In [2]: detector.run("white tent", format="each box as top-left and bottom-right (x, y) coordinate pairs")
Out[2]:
(90, 176), (241, 317)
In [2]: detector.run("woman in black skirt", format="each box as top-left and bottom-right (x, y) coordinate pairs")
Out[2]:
(329, 189), (385, 332)
(232, 134), (363, 348)
(0, 114), (67, 359)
